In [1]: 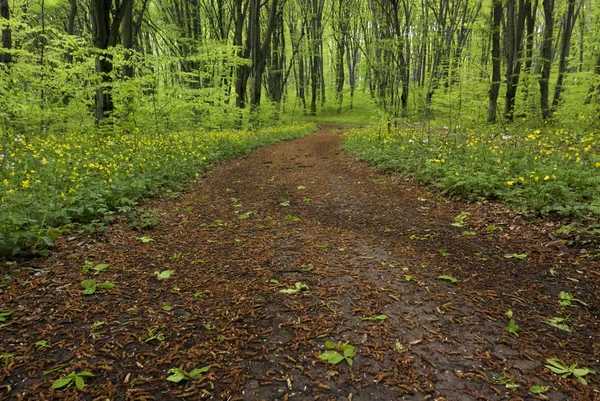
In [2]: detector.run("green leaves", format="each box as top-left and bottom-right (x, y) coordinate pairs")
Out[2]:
(51, 371), (94, 390)
(81, 260), (109, 274)
(558, 291), (587, 307)
(80, 279), (116, 295)
(285, 214), (300, 222)
(279, 282), (309, 294)
(438, 275), (459, 284)
(138, 236), (154, 243)
(360, 314), (388, 321)
(154, 270), (174, 280)
(529, 385), (549, 394)
(451, 211), (470, 227)
(320, 342), (355, 366)
(0, 309), (13, 322)
(504, 253), (527, 259)
(166, 366), (209, 383)
(544, 316), (571, 332)
(545, 358), (596, 385)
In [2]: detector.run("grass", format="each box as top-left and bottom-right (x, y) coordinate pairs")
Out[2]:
(0, 124), (315, 257)
(342, 124), (600, 222)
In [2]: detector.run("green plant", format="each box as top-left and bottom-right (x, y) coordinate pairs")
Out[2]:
(545, 358), (596, 385)
(129, 211), (160, 231)
(544, 317), (572, 332)
(529, 385), (549, 395)
(438, 275), (459, 284)
(51, 371), (95, 390)
(485, 225), (504, 232)
(279, 282), (309, 294)
(451, 212), (470, 227)
(0, 310), (13, 322)
(360, 314), (388, 321)
(138, 236), (154, 243)
(1, 353), (14, 365)
(154, 270), (174, 279)
(320, 341), (355, 366)
(279, 201), (290, 207)
(166, 366), (209, 383)
(558, 291), (587, 307)
(81, 260), (109, 275)
(80, 279), (116, 295)
(144, 329), (165, 343)
(285, 214), (300, 222)
(35, 340), (52, 349)
(504, 253), (527, 259)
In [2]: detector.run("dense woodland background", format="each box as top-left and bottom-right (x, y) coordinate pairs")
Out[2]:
(0, 0), (599, 131)
(1, 0), (600, 257)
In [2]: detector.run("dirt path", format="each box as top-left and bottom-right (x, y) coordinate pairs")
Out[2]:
(1, 125), (599, 400)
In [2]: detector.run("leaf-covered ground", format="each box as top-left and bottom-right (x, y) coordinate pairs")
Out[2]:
(1, 125), (599, 400)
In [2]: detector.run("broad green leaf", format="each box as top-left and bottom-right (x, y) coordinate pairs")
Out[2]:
(51, 377), (73, 389)
(93, 264), (109, 274)
(544, 317), (571, 332)
(319, 350), (345, 365)
(162, 305), (173, 311)
(188, 366), (209, 379)
(529, 385), (549, 394)
(80, 279), (96, 288)
(324, 341), (336, 349)
(74, 376), (85, 389)
(166, 368), (188, 383)
(155, 270), (174, 279)
(76, 371), (94, 377)
(438, 275), (458, 284)
(97, 282), (115, 289)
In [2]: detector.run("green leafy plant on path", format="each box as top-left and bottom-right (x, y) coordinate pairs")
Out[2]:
(166, 366), (209, 383)
(320, 341), (355, 366)
(360, 314), (388, 321)
(504, 253), (527, 259)
(438, 275), (459, 284)
(545, 358), (596, 385)
(0, 310), (13, 322)
(81, 260), (109, 274)
(154, 270), (174, 279)
(558, 291), (587, 307)
(35, 340), (52, 349)
(279, 282), (309, 294)
(80, 280), (116, 295)
(505, 310), (520, 337)
(144, 329), (165, 343)
(544, 317), (572, 332)
(529, 385), (549, 395)
(1, 353), (14, 365)
(51, 371), (95, 390)
(451, 212), (470, 227)
(285, 214), (300, 222)
(138, 236), (154, 243)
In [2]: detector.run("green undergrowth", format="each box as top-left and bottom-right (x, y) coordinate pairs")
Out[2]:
(0, 124), (315, 258)
(342, 124), (600, 223)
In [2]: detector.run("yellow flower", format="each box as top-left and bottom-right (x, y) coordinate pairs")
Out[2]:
(3, 179), (8, 186)
(506, 181), (514, 186)
(595, 162), (600, 168)
(519, 176), (525, 182)
(21, 179), (30, 188)
(544, 175), (550, 180)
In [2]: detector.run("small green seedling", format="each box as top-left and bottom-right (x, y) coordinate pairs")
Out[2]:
(545, 358), (596, 385)
(166, 366), (209, 383)
(320, 341), (355, 366)
(82, 261), (109, 274)
(558, 291), (587, 307)
(529, 385), (549, 395)
(438, 275), (459, 284)
(1, 353), (14, 365)
(504, 253), (527, 260)
(269, 279), (279, 284)
(485, 225), (503, 232)
(154, 270), (174, 279)
(451, 212), (470, 227)
(395, 342), (404, 352)
(285, 214), (300, 222)
(297, 185), (306, 190)
(162, 305), (173, 311)
(544, 317), (571, 332)
(506, 319), (520, 337)
(144, 329), (165, 343)
(279, 201), (290, 207)
(80, 280), (116, 295)
(303, 197), (311, 204)
(51, 371), (95, 390)
(35, 340), (52, 349)
(361, 314), (388, 321)
(463, 231), (477, 236)
(279, 282), (309, 294)
(0, 310), (13, 322)
(315, 243), (328, 249)
(90, 321), (105, 329)
(404, 275), (417, 282)
(138, 236), (154, 243)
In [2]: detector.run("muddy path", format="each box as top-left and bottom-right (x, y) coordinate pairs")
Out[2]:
(1, 124), (599, 400)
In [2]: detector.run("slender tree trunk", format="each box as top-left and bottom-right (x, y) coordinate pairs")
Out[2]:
(67, 0), (78, 35)
(0, 0), (12, 64)
(551, 0), (582, 110)
(488, 0), (502, 123)
(539, 0), (554, 120)
(503, 0), (528, 122)
(122, 0), (134, 78)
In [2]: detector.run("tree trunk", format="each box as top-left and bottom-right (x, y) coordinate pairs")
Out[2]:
(539, 0), (554, 120)
(488, 0), (502, 123)
(122, 0), (134, 78)
(551, 0), (582, 110)
(503, 0), (528, 122)
(0, 0), (12, 64)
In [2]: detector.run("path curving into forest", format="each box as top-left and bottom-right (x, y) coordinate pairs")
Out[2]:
(1, 124), (599, 400)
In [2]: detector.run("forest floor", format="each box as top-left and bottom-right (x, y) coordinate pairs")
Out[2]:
(1, 124), (600, 401)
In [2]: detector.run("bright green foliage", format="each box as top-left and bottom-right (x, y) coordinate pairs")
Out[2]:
(0, 124), (314, 258)
(80, 279), (116, 295)
(360, 314), (388, 321)
(0, 310), (13, 322)
(279, 282), (309, 294)
(320, 341), (355, 366)
(438, 275), (459, 284)
(51, 371), (95, 390)
(545, 358), (596, 385)
(342, 127), (600, 220)
(1, 353), (13, 365)
(166, 366), (209, 383)
(544, 317), (572, 332)
(154, 270), (174, 280)
(81, 261), (109, 275)
(558, 291), (588, 307)
(529, 385), (549, 394)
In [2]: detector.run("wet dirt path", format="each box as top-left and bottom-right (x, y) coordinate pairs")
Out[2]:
(1, 124), (599, 400)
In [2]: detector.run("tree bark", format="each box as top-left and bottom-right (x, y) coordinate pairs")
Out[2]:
(539, 0), (554, 120)
(488, 0), (502, 123)
(0, 0), (12, 64)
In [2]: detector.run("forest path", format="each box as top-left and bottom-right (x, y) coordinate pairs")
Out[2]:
(1, 124), (599, 400)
